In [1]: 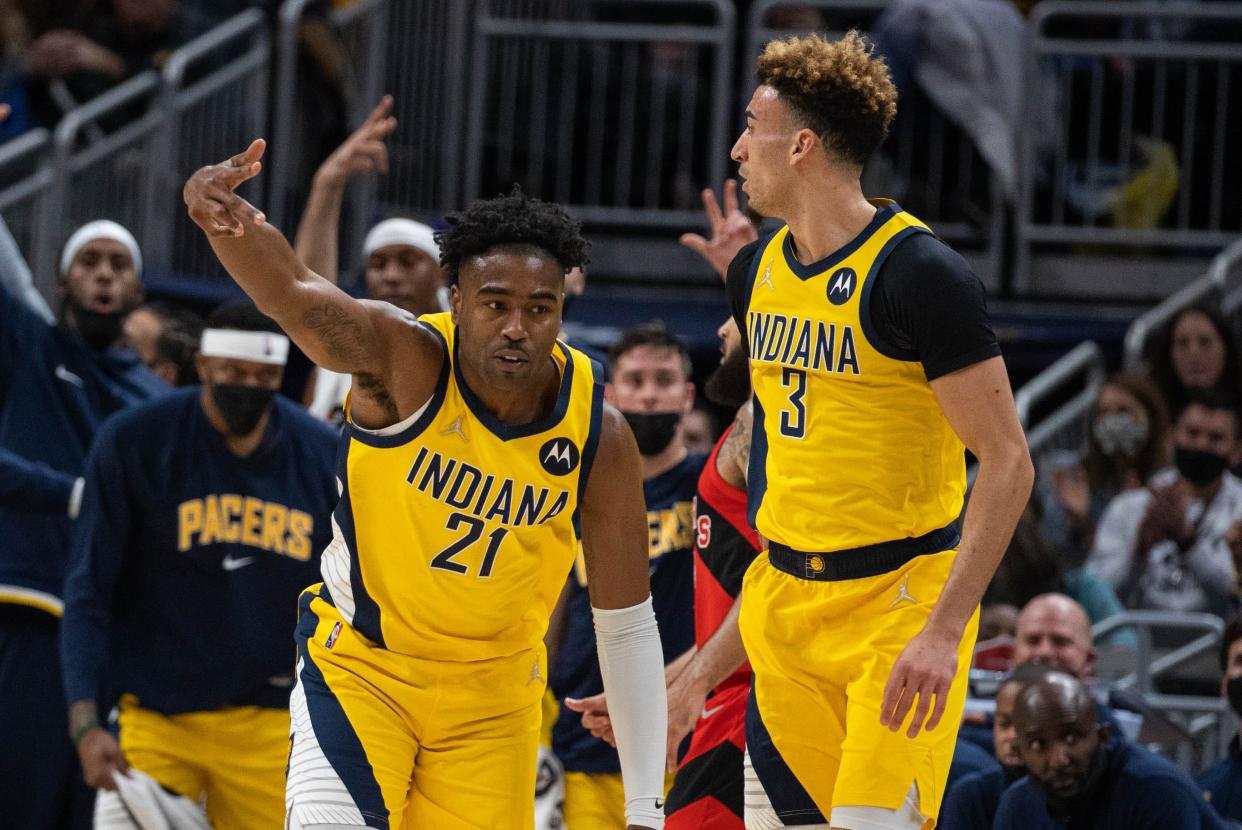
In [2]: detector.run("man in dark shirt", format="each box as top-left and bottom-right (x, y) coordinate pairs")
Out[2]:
(994, 672), (1225, 829)
(0, 219), (166, 830)
(1198, 614), (1242, 823)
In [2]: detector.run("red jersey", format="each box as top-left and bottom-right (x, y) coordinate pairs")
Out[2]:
(692, 424), (762, 694)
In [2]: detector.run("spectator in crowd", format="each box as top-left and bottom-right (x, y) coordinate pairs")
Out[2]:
(986, 511), (1129, 633)
(553, 323), (704, 829)
(124, 300), (203, 386)
(0, 218), (167, 828)
(993, 672), (1226, 828)
(1198, 614), (1242, 823)
(680, 405), (717, 455)
(1087, 390), (1242, 618)
(61, 302), (337, 827)
(1012, 593), (1098, 677)
(1150, 304), (1242, 417)
(940, 663), (1057, 830)
(1038, 372), (1171, 563)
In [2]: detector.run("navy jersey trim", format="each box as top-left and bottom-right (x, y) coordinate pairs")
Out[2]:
(345, 323), (449, 449)
(332, 437), (385, 648)
(745, 682), (827, 823)
(782, 203), (899, 281)
(452, 332), (575, 442)
(295, 593), (389, 829)
(746, 396), (769, 529)
(857, 225), (931, 362)
(572, 357), (606, 539)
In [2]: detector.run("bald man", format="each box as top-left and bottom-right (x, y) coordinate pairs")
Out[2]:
(994, 672), (1225, 829)
(1013, 593), (1097, 678)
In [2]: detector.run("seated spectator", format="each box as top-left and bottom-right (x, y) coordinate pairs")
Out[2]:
(987, 511), (1130, 635)
(1197, 614), (1242, 823)
(123, 300), (203, 386)
(994, 672), (1225, 828)
(1087, 391), (1242, 618)
(680, 405), (717, 455)
(1150, 304), (1242, 416)
(940, 663), (1056, 830)
(1037, 372), (1171, 563)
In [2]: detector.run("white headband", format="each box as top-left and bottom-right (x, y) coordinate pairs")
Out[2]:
(60, 220), (143, 277)
(362, 218), (439, 263)
(200, 329), (290, 366)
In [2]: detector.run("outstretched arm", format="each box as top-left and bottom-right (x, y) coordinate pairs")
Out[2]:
(880, 356), (1033, 737)
(293, 96), (396, 284)
(184, 141), (441, 415)
(579, 405), (667, 830)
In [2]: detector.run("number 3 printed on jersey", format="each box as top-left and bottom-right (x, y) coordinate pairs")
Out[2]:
(780, 367), (806, 438)
(430, 512), (509, 577)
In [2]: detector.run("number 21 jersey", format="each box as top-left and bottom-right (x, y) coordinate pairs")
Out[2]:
(321, 312), (604, 661)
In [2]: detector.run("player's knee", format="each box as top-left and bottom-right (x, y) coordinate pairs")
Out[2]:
(744, 806), (790, 830)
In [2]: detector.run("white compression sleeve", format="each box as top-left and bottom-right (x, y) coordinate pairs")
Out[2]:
(592, 596), (667, 829)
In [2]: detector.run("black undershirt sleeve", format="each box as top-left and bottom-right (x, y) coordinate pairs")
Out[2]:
(866, 232), (1001, 381)
(725, 238), (765, 358)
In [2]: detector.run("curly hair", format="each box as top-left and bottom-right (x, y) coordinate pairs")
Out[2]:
(756, 31), (897, 167)
(436, 187), (589, 282)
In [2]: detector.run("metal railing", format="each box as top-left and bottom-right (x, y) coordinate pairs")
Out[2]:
(1209, 238), (1242, 320)
(1122, 271), (1218, 371)
(1016, 2), (1242, 293)
(463, 0), (736, 228)
(1013, 340), (1107, 463)
(746, 0), (1007, 284)
(153, 9), (270, 279)
(0, 129), (54, 290)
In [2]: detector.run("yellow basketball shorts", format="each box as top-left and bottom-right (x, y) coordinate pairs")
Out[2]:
(738, 548), (978, 826)
(116, 697), (288, 830)
(286, 585), (546, 830)
(562, 770), (678, 830)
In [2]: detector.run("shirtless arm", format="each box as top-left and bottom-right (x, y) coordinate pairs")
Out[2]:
(184, 140), (441, 422)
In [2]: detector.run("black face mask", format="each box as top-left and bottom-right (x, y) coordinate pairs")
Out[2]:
(705, 346), (751, 409)
(211, 384), (276, 436)
(1226, 677), (1242, 718)
(1174, 446), (1231, 487)
(623, 411), (681, 456)
(72, 307), (127, 351)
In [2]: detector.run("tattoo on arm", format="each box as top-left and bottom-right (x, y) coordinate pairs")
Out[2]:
(302, 302), (370, 365)
(723, 405), (752, 479)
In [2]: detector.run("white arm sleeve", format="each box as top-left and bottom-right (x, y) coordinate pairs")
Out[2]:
(592, 596), (667, 829)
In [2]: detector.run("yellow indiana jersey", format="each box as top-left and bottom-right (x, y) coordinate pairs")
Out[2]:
(742, 201), (965, 552)
(321, 312), (604, 661)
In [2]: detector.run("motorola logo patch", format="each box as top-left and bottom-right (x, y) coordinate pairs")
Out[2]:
(539, 438), (580, 475)
(826, 267), (857, 305)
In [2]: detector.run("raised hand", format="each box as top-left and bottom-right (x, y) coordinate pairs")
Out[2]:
(314, 95), (398, 190)
(679, 179), (759, 279)
(183, 140), (267, 238)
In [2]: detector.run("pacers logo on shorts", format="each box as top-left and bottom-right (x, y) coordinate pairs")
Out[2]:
(806, 554), (826, 576)
(325, 621), (342, 650)
(539, 438), (580, 476)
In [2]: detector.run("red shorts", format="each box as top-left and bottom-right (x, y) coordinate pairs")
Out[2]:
(665, 681), (748, 830)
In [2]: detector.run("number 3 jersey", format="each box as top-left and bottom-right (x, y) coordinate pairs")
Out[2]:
(731, 202), (969, 553)
(323, 312), (604, 661)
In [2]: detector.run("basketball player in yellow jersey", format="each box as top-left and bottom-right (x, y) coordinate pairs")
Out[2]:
(183, 148), (669, 830)
(727, 33), (1034, 830)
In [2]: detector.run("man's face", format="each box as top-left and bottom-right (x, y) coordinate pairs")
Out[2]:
(1014, 602), (1095, 678)
(1174, 403), (1239, 467)
(681, 409), (715, 455)
(607, 345), (694, 415)
(731, 86), (799, 218)
(1015, 691), (1104, 800)
(451, 249), (564, 392)
(123, 307), (163, 367)
(993, 682), (1025, 769)
(365, 244), (444, 317)
(704, 317), (751, 408)
(1220, 638), (1242, 698)
(196, 354), (283, 394)
(60, 238), (143, 317)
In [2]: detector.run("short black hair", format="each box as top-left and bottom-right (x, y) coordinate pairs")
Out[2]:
(1176, 387), (1241, 436)
(143, 300), (204, 386)
(205, 300), (283, 335)
(608, 321), (692, 378)
(436, 187), (589, 282)
(1220, 614), (1242, 672)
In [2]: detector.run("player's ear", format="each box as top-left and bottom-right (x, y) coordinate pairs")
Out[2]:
(448, 283), (461, 323)
(683, 382), (696, 413)
(604, 382), (617, 407)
